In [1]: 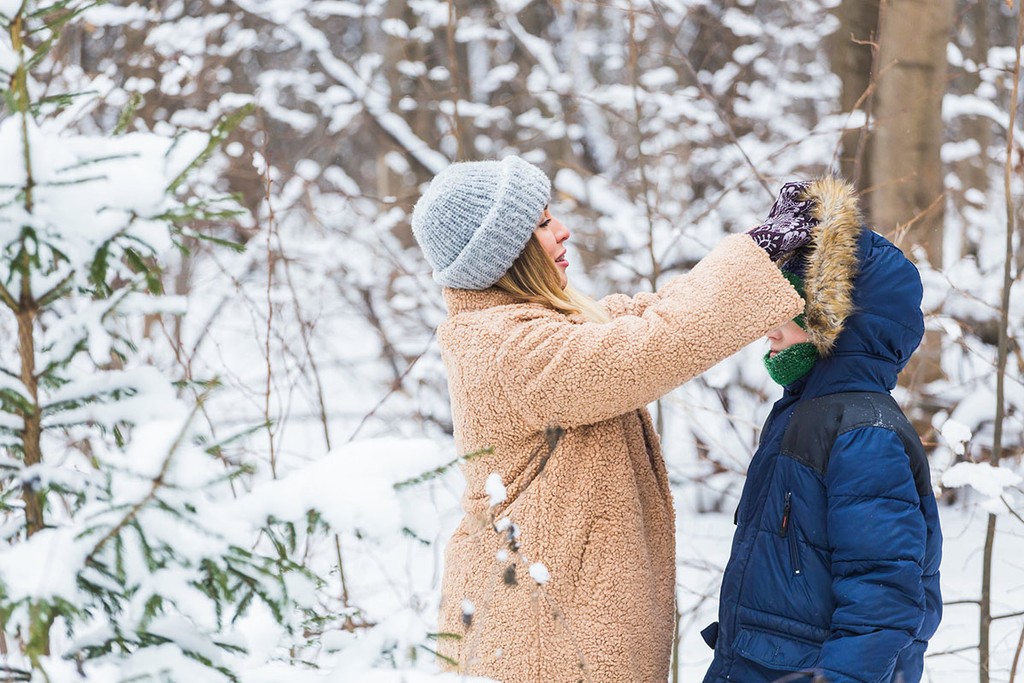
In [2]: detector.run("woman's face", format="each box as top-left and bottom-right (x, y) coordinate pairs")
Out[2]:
(766, 320), (809, 357)
(534, 207), (570, 288)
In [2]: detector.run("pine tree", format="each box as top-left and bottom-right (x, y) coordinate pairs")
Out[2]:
(0, 1), (318, 680)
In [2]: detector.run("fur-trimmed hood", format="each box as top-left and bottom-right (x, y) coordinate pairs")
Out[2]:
(784, 176), (862, 357)
(782, 176), (925, 397)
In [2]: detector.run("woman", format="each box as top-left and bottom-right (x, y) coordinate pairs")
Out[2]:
(412, 155), (812, 683)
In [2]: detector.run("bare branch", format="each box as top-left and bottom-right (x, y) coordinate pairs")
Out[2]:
(649, 1), (773, 199)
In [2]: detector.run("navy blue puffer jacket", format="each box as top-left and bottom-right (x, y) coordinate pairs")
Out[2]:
(703, 223), (943, 682)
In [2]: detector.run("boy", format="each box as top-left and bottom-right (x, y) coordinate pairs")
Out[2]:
(701, 178), (942, 683)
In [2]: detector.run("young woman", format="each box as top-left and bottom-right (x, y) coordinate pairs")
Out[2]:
(412, 155), (812, 683)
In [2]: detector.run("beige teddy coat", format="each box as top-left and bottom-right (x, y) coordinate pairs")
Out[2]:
(436, 234), (803, 683)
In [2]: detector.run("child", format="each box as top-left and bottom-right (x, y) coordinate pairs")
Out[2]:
(702, 178), (943, 683)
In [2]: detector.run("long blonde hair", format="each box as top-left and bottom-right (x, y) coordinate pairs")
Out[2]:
(495, 236), (611, 323)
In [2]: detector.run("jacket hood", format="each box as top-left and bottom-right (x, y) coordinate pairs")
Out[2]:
(783, 176), (860, 357)
(782, 177), (924, 397)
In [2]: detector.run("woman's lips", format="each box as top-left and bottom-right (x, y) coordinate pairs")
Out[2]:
(555, 252), (568, 268)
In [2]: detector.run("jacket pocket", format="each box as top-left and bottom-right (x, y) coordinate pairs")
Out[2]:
(734, 627), (821, 673)
(779, 490), (802, 577)
(700, 621), (719, 650)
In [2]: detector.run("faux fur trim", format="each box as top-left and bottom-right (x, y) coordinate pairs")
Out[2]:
(787, 176), (863, 356)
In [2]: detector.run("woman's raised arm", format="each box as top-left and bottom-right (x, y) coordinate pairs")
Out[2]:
(492, 234), (803, 431)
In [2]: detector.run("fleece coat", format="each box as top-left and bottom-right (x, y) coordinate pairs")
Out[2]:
(435, 234), (803, 683)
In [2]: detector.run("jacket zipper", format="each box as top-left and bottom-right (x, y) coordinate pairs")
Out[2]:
(779, 491), (802, 576)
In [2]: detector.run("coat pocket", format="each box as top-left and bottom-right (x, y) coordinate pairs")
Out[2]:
(734, 627), (821, 673)
(779, 490), (802, 577)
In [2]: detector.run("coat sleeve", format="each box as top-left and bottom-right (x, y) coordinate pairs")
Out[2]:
(598, 290), (662, 318)
(813, 427), (927, 683)
(494, 234), (803, 431)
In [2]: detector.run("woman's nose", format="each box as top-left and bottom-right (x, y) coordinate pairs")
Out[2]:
(555, 219), (570, 243)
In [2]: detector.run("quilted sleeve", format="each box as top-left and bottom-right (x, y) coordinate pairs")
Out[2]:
(813, 427), (927, 683)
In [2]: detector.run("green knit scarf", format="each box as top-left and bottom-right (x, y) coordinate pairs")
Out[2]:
(763, 269), (818, 386)
(763, 342), (818, 387)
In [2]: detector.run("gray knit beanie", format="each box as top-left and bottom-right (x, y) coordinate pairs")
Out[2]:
(411, 156), (551, 290)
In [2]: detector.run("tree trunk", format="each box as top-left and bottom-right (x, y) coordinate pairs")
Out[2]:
(872, 0), (952, 264)
(871, 0), (953, 392)
(16, 305), (43, 539)
(952, 0), (991, 259)
(980, 513), (997, 683)
(963, 0), (990, 196)
(830, 0), (879, 196)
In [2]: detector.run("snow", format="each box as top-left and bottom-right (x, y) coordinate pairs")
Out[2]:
(941, 138), (982, 163)
(0, 527), (89, 601)
(640, 67), (678, 89)
(43, 374), (182, 429)
(528, 562), (550, 585)
(485, 472), (507, 506)
(943, 93), (1013, 128)
(942, 462), (1022, 501)
(0, 0), (22, 19)
(306, 1), (364, 18)
(227, 438), (452, 538)
(380, 18), (409, 38)
(84, 3), (151, 26)
(0, 116), (208, 303)
(721, 7), (764, 37)
(939, 419), (973, 455)
(495, 0), (531, 14)
(112, 642), (231, 681)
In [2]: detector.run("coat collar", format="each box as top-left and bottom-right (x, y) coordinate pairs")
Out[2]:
(442, 287), (524, 315)
(442, 287), (587, 323)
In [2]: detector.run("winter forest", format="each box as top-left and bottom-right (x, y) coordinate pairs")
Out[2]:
(0, 0), (1022, 681)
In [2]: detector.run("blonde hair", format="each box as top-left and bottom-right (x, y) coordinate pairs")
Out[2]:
(495, 236), (611, 324)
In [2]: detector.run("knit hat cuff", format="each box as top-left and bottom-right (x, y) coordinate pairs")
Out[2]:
(781, 269), (807, 329)
(434, 157), (551, 289)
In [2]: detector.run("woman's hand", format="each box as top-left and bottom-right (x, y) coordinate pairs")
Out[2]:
(747, 181), (818, 261)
